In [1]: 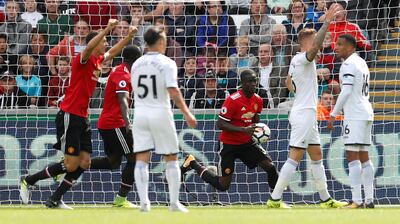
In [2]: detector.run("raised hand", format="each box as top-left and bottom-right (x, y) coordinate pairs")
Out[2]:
(107, 19), (119, 30)
(325, 4), (342, 22)
(128, 26), (138, 38)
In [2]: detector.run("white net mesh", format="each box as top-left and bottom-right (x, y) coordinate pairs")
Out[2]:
(0, 0), (399, 206)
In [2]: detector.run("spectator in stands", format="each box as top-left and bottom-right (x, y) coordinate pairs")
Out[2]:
(15, 55), (41, 108)
(47, 56), (70, 107)
(90, 58), (112, 108)
(282, 0), (313, 43)
(37, 0), (73, 46)
(47, 19), (90, 76)
(0, 33), (17, 75)
(215, 49), (238, 94)
(229, 36), (258, 75)
(0, 73), (19, 109)
(196, 0), (237, 56)
(317, 90), (342, 121)
(318, 32), (340, 74)
(317, 66), (340, 96)
(254, 43), (288, 107)
(271, 24), (299, 73)
(27, 31), (49, 106)
(327, 1), (371, 52)
(74, 1), (117, 30)
(164, 2), (196, 54)
(196, 45), (217, 76)
(193, 70), (226, 109)
(21, 0), (43, 29)
(154, 17), (184, 69)
(239, 0), (276, 55)
(129, 3), (151, 49)
(178, 54), (204, 105)
(0, 1), (32, 54)
(306, 0), (326, 30)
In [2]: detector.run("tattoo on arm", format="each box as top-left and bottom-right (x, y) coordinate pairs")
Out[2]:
(306, 21), (330, 62)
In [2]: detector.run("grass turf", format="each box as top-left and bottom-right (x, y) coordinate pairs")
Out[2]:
(2, 205), (400, 224)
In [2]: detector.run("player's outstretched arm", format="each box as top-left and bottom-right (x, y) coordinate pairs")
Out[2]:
(117, 92), (131, 132)
(81, 19), (119, 62)
(168, 87), (197, 128)
(306, 4), (341, 61)
(106, 26), (138, 62)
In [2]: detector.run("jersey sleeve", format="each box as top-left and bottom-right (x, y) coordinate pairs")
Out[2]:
(114, 72), (131, 94)
(219, 97), (237, 122)
(165, 63), (178, 88)
(340, 63), (355, 85)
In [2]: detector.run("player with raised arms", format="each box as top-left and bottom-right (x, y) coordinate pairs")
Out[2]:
(20, 19), (138, 209)
(266, 5), (348, 208)
(328, 34), (375, 208)
(180, 69), (279, 193)
(131, 27), (197, 212)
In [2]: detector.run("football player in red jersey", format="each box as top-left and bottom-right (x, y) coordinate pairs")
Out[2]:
(181, 69), (279, 192)
(89, 45), (142, 208)
(20, 19), (138, 209)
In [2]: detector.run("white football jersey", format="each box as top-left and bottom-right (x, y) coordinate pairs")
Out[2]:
(131, 52), (178, 109)
(339, 53), (374, 121)
(289, 52), (318, 111)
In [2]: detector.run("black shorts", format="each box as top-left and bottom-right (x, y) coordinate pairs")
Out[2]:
(53, 110), (92, 156)
(218, 142), (271, 177)
(99, 128), (134, 157)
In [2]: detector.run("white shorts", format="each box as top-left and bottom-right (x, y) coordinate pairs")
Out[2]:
(343, 120), (372, 150)
(133, 108), (179, 155)
(289, 109), (320, 149)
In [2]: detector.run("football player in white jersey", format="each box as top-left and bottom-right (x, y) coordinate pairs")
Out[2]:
(328, 34), (375, 208)
(131, 27), (197, 212)
(267, 4), (347, 208)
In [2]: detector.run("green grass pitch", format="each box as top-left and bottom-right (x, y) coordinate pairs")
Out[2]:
(2, 205), (400, 224)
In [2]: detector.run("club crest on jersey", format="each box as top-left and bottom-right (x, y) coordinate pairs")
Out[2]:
(254, 104), (258, 111)
(119, 80), (127, 88)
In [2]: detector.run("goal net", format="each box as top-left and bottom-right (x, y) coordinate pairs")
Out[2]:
(0, 0), (399, 206)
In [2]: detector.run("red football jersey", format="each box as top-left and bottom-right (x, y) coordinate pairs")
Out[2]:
(219, 90), (263, 145)
(98, 63), (132, 129)
(60, 53), (104, 118)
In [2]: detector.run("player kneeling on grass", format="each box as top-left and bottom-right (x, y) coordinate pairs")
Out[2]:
(20, 19), (138, 209)
(181, 69), (279, 193)
(266, 5), (347, 209)
(328, 34), (375, 209)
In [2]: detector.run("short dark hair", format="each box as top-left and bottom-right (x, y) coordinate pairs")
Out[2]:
(240, 69), (256, 82)
(339, 34), (357, 49)
(144, 27), (165, 47)
(85, 31), (99, 45)
(327, 1), (347, 10)
(0, 33), (7, 42)
(122, 45), (142, 65)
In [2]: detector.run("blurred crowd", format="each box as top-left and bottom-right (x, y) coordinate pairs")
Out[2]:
(0, 0), (397, 119)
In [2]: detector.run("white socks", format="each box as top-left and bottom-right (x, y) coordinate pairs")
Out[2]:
(348, 160), (362, 205)
(166, 161), (181, 205)
(271, 158), (298, 200)
(310, 160), (330, 201)
(362, 160), (374, 204)
(134, 160), (150, 206)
